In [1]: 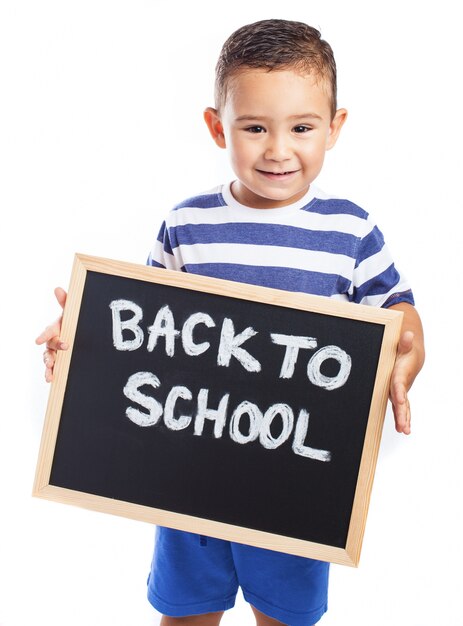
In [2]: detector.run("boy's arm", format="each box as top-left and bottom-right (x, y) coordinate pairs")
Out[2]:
(387, 302), (425, 435)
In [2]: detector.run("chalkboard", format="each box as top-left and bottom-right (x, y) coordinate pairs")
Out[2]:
(34, 254), (403, 566)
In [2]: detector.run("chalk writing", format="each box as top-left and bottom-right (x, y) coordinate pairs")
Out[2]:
(122, 374), (331, 460)
(111, 300), (352, 462)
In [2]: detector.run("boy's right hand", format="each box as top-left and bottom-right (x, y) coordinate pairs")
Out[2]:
(35, 287), (69, 382)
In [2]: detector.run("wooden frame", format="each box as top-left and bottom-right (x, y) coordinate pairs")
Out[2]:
(33, 253), (402, 567)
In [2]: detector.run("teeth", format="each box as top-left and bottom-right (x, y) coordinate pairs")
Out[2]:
(259, 170), (294, 175)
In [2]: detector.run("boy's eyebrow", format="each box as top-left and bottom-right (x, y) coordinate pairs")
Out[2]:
(235, 113), (324, 122)
(290, 113), (324, 121)
(234, 115), (270, 122)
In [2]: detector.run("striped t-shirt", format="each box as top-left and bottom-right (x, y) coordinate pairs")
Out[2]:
(148, 182), (414, 308)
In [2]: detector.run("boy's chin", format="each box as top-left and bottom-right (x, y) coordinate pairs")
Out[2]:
(251, 188), (310, 209)
(232, 180), (311, 208)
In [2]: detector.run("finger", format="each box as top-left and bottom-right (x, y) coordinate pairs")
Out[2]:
(42, 347), (56, 382)
(404, 405), (411, 435)
(35, 320), (61, 345)
(45, 364), (55, 383)
(43, 348), (53, 366)
(397, 403), (410, 433)
(390, 378), (409, 433)
(395, 398), (411, 435)
(390, 377), (406, 406)
(398, 330), (414, 355)
(54, 287), (67, 311)
(43, 347), (65, 366)
(46, 336), (69, 351)
(35, 320), (68, 349)
(392, 388), (411, 434)
(43, 344), (67, 383)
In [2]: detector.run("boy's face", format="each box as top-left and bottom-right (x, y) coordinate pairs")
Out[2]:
(205, 69), (346, 209)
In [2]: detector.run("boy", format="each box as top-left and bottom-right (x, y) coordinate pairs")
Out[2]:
(37, 19), (425, 626)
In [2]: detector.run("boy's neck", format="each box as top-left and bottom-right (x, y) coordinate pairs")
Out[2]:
(226, 181), (315, 212)
(230, 180), (312, 210)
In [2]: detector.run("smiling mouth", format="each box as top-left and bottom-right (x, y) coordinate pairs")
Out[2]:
(257, 169), (298, 176)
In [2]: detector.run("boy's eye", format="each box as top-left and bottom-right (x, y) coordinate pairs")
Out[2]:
(293, 125), (311, 133)
(245, 126), (266, 133)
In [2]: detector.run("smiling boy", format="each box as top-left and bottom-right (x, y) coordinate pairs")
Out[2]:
(38, 18), (424, 626)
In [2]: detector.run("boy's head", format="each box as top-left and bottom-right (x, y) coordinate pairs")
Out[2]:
(204, 19), (347, 209)
(214, 19), (337, 119)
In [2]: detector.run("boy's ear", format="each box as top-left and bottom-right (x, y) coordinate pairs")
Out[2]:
(326, 108), (348, 150)
(204, 107), (226, 148)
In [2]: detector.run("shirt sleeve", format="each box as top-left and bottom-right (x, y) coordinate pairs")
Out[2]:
(146, 220), (183, 271)
(349, 219), (415, 308)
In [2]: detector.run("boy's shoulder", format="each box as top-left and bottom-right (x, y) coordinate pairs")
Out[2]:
(308, 186), (370, 220)
(171, 185), (225, 211)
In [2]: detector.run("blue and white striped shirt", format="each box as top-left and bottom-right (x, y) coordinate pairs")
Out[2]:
(148, 183), (414, 308)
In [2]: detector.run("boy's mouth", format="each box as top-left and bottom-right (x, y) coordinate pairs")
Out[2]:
(256, 169), (299, 180)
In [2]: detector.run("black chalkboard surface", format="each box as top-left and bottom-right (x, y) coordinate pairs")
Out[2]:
(34, 254), (403, 566)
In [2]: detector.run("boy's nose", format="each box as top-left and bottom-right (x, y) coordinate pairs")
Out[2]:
(264, 135), (291, 161)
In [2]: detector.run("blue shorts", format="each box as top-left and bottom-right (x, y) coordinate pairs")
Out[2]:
(147, 527), (329, 625)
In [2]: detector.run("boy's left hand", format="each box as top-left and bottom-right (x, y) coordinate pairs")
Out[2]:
(389, 330), (416, 435)
(387, 302), (425, 436)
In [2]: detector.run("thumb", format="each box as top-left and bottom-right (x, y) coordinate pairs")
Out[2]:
(54, 287), (67, 311)
(398, 330), (414, 355)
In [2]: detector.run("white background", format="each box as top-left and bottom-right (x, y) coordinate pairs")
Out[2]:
(0, 1), (461, 625)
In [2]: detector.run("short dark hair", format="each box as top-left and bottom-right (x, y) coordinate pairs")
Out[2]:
(215, 19), (337, 118)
